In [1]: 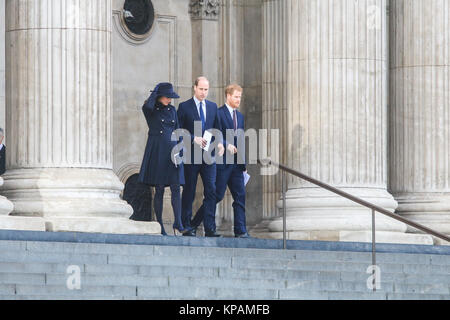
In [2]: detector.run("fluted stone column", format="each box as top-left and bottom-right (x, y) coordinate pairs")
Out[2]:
(1, 0), (159, 234)
(267, 0), (431, 244)
(0, 0), (40, 231)
(190, 0), (222, 102)
(0, 0), (5, 128)
(390, 0), (450, 243)
(250, 0), (288, 238)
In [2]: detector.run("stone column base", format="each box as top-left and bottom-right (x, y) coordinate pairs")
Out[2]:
(395, 193), (450, 235)
(257, 230), (433, 245)
(46, 217), (161, 235)
(248, 218), (278, 239)
(0, 216), (46, 231)
(259, 187), (435, 245)
(2, 168), (133, 219)
(340, 231), (433, 245)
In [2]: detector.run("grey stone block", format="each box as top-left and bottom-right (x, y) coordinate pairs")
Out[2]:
(0, 240), (27, 252)
(294, 250), (372, 263)
(0, 273), (46, 285)
(137, 286), (215, 299)
(15, 284), (137, 297)
(339, 271), (400, 282)
(0, 251), (107, 265)
(375, 253), (433, 265)
(0, 262), (55, 274)
(45, 274), (169, 287)
(139, 265), (219, 278)
(278, 290), (329, 300)
(231, 257), (403, 274)
(219, 267), (341, 282)
(430, 255), (450, 266)
(153, 245), (235, 258)
(230, 257), (295, 270)
(387, 293), (450, 300)
(285, 279), (394, 293)
(0, 294), (124, 300)
(213, 287), (279, 300)
(84, 264), (139, 275)
(402, 263), (450, 275)
(168, 276), (286, 290)
(401, 274), (450, 285)
(25, 241), (155, 256)
(108, 254), (232, 268)
(327, 291), (387, 300)
(393, 283), (450, 295)
(231, 247), (297, 259)
(0, 284), (15, 295)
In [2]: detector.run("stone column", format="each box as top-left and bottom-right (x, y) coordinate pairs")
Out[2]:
(214, 0), (244, 235)
(390, 0), (450, 243)
(189, 0), (222, 102)
(250, 0), (288, 238)
(0, 0), (5, 128)
(2, 0), (158, 235)
(267, 0), (431, 244)
(0, 0), (35, 231)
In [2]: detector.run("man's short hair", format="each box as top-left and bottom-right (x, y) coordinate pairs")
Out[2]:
(194, 76), (209, 87)
(225, 84), (243, 97)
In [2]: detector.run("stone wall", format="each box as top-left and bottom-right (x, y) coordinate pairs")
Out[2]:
(112, 0), (193, 181)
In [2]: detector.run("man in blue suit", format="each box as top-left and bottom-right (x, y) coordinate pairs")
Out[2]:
(191, 84), (250, 238)
(177, 77), (225, 237)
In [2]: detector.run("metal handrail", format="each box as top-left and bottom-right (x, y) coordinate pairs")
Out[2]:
(258, 158), (450, 291)
(259, 159), (450, 243)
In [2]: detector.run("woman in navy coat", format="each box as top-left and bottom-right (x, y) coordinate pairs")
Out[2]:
(138, 83), (185, 235)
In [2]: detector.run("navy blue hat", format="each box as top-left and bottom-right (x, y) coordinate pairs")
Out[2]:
(146, 82), (180, 109)
(154, 82), (180, 99)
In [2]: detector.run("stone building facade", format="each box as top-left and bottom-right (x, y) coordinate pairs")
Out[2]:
(0, 0), (448, 244)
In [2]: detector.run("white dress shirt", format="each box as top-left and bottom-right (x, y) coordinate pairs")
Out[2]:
(225, 103), (237, 120)
(193, 96), (207, 120)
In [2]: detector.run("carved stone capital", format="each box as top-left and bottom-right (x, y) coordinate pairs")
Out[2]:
(189, 0), (221, 21)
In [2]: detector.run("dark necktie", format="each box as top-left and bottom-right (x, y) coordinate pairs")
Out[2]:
(233, 110), (237, 131)
(199, 102), (205, 134)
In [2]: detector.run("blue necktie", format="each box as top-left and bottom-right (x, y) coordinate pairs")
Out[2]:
(199, 102), (205, 134)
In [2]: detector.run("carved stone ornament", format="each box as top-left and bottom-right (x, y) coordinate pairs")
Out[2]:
(189, 0), (221, 20)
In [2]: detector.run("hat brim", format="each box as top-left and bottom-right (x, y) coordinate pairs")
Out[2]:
(161, 93), (180, 99)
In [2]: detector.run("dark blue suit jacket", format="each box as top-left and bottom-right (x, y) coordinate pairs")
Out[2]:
(217, 105), (246, 172)
(177, 98), (223, 164)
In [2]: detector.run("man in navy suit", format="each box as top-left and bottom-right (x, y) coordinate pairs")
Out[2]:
(177, 77), (225, 237)
(191, 84), (250, 238)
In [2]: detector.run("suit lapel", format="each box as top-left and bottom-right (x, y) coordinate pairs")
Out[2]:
(221, 106), (234, 130)
(205, 101), (215, 128)
(190, 98), (200, 121)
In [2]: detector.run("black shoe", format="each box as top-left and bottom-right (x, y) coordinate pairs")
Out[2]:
(235, 232), (251, 239)
(182, 228), (197, 237)
(205, 230), (222, 238)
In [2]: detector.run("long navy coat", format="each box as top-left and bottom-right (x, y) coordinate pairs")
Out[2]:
(138, 99), (185, 186)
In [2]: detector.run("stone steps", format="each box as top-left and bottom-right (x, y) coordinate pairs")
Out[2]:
(0, 233), (449, 300)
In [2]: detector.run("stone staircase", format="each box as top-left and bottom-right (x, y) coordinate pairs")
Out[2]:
(0, 230), (449, 300)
